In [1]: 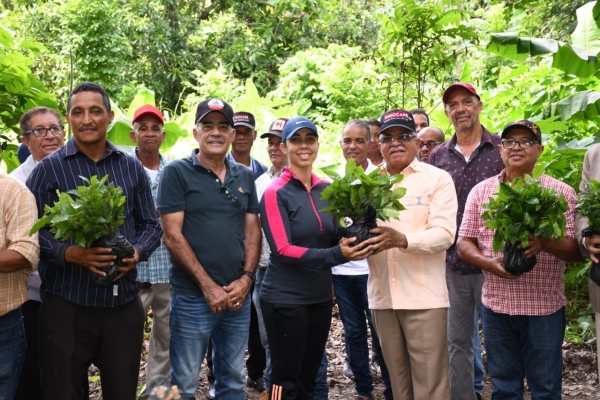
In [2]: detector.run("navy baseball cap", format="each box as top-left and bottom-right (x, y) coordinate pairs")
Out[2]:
(281, 117), (318, 142)
(501, 119), (542, 142)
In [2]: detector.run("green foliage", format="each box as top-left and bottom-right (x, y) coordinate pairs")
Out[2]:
(481, 174), (569, 252)
(30, 175), (127, 248)
(577, 179), (600, 228)
(320, 158), (406, 226)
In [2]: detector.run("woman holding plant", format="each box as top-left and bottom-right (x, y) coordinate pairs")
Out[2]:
(457, 120), (583, 399)
(259, 116), (372, 400)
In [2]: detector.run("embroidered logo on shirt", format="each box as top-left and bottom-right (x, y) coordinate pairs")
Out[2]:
(238, 187), (244, 193)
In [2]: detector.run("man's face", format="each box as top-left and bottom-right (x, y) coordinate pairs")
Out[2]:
(266, 134), (285, 169)
(341, 124), (369, 167)
(499, 129), (543, 173)
(444, 89), (483, 133)
(22, 112), (65, 161)
(193, 112), (234, 158)
(66, 91), (114, 148)
(413, 113), (429, 133)
(130, 114), (165, 154)
(417, 127), (443, 163)
(379, 126), (418, 172)
(231, 125), (256, 154)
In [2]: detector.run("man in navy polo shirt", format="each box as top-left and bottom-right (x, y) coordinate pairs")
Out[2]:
(158, 98), (262, 400)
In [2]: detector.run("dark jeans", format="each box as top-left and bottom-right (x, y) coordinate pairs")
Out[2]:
(482, 305), (565, 400)
(0, 307), (26, 400)
(15, 300), (41, 400)
(333, 274), (393, 399)
(247, 284), (267, 381)
(39, 293), (145, 400)
(261, 300), (332, 400)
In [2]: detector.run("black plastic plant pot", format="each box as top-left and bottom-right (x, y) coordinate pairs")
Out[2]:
(343, 204), (378, 247)
(91, 232), (135, 287)
(502, 241), (537, 276)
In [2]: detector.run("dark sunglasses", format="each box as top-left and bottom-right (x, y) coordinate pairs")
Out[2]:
(218, 186), (243, 211)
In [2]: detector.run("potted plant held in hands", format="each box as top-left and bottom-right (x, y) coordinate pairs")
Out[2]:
(481, 168), (568, 276)
(320, 158), (407, 246)
(30, 174), (135, 286)
(577, 179), (600, 285)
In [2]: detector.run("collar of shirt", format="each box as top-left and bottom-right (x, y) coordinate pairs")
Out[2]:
(64, 137), (123, 160)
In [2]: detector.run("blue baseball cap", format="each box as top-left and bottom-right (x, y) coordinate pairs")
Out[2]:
(281, 116), (318, 142)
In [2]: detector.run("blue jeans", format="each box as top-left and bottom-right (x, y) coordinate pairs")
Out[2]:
(170, 293), (250, 400)
(0, 307), (26, 400)
(482, 305), (565, 400)
(332, 274), (393, 399)
(473, 308), (484, 394)
(314, 351), (329, 400)
(253, 268), (271, 389)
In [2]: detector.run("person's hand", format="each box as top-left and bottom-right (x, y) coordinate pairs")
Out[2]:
(202, 283), (230, 314)
(64, 246), (116, 276)
(363, 226), (408, 254)
(223, 277), (252, 311)
(114, 249), (140, 281)
(340, 237), (373, 261)
(585, 235), (600, 263)
(522, 234), (548, 258)
(485, 256), (518, 280)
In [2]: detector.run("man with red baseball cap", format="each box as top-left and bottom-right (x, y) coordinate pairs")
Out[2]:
(129, 104), (173, 400)
(429, 83), (504, 400)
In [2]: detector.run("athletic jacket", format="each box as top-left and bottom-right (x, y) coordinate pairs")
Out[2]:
(259, 167), (347, 304)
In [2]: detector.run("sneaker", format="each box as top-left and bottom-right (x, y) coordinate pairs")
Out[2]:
(207, 381), (215, 399)
(247, 376), (266, 392)
(259, 390), (270, 400)
(342, 358), (354, 378)
(370, 355), (381, 374)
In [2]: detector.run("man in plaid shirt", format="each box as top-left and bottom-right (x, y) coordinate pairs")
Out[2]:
(457, 120), (583, 399)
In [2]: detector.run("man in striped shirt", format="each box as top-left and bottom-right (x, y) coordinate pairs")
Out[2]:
(457, 120), (583, 399)
(27, 82), (162, 400)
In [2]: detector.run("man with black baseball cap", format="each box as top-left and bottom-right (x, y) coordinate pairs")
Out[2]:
(428, 82), (504, 400)
(458, 118), (581, 399)
(227, 111), (268, 179)
(158, 98), (262, 399)
(362, 109), (458, 399)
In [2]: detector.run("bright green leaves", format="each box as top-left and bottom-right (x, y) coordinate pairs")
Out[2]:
(29, 175), (127, 248)
(320, 159), (407, 224)
(577, 179), (600, 228)
(481, 174), (568, 253)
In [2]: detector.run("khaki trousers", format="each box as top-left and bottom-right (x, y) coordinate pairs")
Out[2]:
(372, 308), (450, 400)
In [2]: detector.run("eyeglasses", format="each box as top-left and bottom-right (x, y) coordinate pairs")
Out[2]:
(217, 186), (243, 210)
(25, 126), (64, 138)
(501, 139), (540, 149)
(419, 141), (443, 150)
(379, 133), (415, 144)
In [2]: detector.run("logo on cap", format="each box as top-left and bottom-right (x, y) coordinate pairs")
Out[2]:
(384, 111), (411, 121)
(208, 99), (225, 110)
(234, 114), (250, 122)
(271, 120), (286, 131)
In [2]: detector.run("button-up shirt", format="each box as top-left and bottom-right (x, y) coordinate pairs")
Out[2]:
(27, 139), (162, 307)
(459, 170), (577, 315)
(428, 127), (504, 274)
(130, 149), (172, 284)
(367, 159), (457, 310)
(0, 175), (39, 316)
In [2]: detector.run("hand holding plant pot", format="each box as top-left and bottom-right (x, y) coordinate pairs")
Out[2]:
(320, 159), (406, 246)
(30, 174), (135, 286)
(482, 172), (568, 276)
(577, 179), (600, 285)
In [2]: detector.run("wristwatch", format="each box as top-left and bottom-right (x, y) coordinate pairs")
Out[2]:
(241, 271), (256, 282)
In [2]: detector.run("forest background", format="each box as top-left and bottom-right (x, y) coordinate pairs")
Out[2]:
(2, 0), (600, 344)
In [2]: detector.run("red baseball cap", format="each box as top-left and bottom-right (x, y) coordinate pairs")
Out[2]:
(132, 104), (164, 124)
(442, 82), (480, 104)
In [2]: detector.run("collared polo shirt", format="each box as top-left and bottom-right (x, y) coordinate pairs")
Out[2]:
(428, 127), (504, 274)
(158, 150), (259, 295)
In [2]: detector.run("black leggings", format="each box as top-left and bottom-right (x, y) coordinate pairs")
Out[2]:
(261, 300), (332, 400)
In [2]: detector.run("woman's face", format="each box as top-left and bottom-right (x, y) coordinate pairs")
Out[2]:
(281, 128), (319, 168)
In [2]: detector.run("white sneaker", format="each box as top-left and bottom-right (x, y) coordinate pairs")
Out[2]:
(207, 381), (215, 399)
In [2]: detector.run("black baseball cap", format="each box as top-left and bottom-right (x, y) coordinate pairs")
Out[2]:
(501, 119), (542, 142)
(260, 118), (289, 138)
(195, 99), (234, 125)
(233, 112), (256, 130)
(379, 109), (416, 134)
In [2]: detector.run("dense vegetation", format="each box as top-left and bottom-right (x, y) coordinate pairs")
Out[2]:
(2, 0), (600, 342)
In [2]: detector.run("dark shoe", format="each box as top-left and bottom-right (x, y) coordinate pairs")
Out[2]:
(370, 355), (381, 374)
(207, 381), (215, 399)
(476, 393), (482, 400)
(247, 376), (266, 392)
(354, 396), (374, 400)
(342, 358), (354, 378)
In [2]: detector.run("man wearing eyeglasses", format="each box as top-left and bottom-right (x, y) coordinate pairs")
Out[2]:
(416, 126), (445, 163)
(428, 82), (504, 400)
(158, 99), (261, 400)
(362, 109), (457, 399)
(457, 120), (582, 399)
(11, 107), (65, 400)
